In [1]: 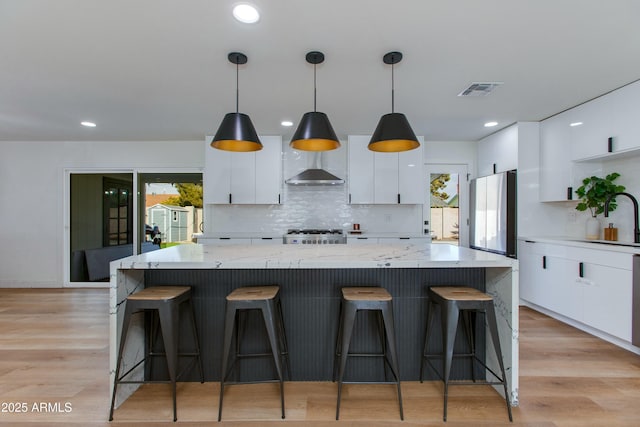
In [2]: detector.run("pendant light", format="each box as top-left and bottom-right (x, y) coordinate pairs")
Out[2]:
(368, 51), (420, 152)
(290, 51), (340, 151)
(211, 52), (262, 152)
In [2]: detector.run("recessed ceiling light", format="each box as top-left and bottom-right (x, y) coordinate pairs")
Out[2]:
(570, 122), (583, 127)
(281, 120), (293, 127)
(81, 121), (96, 127)
(233, 4), (260, 23)
(484, 121), (498, 127)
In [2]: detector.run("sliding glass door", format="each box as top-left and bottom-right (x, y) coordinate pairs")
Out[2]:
(67, 170), (202, 285)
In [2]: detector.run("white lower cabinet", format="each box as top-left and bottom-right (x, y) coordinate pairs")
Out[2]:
(251, 237), (281, 245)
(580, 262), (632, 341)
(519, 240), (633, 342)
(347, 237), (379, 244)
(197, 237), (250, 245)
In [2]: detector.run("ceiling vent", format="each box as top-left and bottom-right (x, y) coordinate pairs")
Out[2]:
(458, 82), (503, 97)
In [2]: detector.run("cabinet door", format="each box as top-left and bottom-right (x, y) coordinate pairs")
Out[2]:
(204, 143), (232, 204)
(347, 136), (375, 204)
(477, 125), (518, 176)
(570, 97), (612, 160)
(581, 262), (632, 341)
(610, 80), (640, 153)
(347, 237), (379, 244)
(518, 241), (537, 303)
(229, 153), (255, 204)
(255, 136), (282, 204)
(519, 241), (565, 310)
(546, 256), (583, 322)
(251, 237), (281, 245)
(200, 237), (249, 245)
(398, 142), (424, 204)
(374, 152), (399, 204)
(539, 113), (574, 201)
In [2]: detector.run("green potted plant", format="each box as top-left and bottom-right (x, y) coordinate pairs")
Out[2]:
(575, 172), (625, 239)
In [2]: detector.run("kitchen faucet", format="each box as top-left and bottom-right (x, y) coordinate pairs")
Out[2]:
(604, 192), (640, 243)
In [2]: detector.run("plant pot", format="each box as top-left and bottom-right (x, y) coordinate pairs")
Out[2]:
(586, 217), (600, 240)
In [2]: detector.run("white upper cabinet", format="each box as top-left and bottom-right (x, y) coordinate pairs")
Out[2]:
(397, 147), (425, 204)
(610, 80), (640, 153)
(539, 113), (575, 202)
(347, 135), (375, 204)
(348, 135), (424, 204)
(477, 125), (518, 176)
(374, 152), (400, 203)
(569, 96), (612, 160)
(254, 137), (282, 204)
(570, 80), (640, 160)
(204, 135), (282, 204)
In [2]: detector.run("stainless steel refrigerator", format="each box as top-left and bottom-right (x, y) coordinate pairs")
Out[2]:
(469, 170), (517, 258)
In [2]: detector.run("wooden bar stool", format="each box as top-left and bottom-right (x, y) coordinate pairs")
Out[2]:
(334, 287), (403, 420)
(420, 286), (512, 422)
(218, 285), (290, 421)
(109, 286), (204, 422)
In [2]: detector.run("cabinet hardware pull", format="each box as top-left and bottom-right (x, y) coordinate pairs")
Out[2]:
(542, 256), (546, 269)
(229, 193), (232, 204)
(397, 193), (401, 204)
(278, 194), (281, 204)
(567, 187), (573, 200)
(608, 137), (613, 153)
(493, 163), (497, 174)
(579, 262), (584, 278)
(349, 193), (351, 204)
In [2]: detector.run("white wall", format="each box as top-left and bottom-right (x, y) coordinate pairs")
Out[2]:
(424, 140), (477, 178)
(0, 140), (203, 288)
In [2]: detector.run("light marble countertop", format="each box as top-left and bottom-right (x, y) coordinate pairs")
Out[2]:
(112, 243), (516, 270)
(197, 232), (427, 239)
(519, 236), (640, 254)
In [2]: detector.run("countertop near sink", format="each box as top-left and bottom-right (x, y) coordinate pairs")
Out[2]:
(519, 236), (640, 254)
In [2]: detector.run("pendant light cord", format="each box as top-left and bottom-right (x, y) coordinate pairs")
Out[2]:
(313, 62), (317, 112)
(236, 60), (240, 113)
(391, 60), (395, 113)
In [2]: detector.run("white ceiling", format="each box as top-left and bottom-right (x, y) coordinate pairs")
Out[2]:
(2, 0), (640, 142)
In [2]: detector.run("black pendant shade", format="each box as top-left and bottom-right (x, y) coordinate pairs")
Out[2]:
(368, 112), (419, 152)
(290, 111), (339, 151)
(368, 51), (420, 152)
(211, 112), (262, 152)
(290, 51), (340, 151)
(211, 52), (262, 152)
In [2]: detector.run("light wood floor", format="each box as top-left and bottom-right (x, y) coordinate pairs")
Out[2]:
(1, 288), (639, 426)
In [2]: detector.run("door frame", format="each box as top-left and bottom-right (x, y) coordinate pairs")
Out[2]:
(424, 163), (469, 248)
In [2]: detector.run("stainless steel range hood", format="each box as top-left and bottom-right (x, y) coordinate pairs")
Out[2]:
(285, 152), (344, 185)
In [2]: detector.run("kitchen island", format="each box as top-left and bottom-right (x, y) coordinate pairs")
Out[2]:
(110, 243), (519, 408)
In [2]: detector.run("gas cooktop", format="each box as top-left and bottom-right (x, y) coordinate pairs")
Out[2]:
(286, 229), (344, 235)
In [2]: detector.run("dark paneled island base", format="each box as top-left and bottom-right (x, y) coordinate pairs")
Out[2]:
(144, 267), (487, 383)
